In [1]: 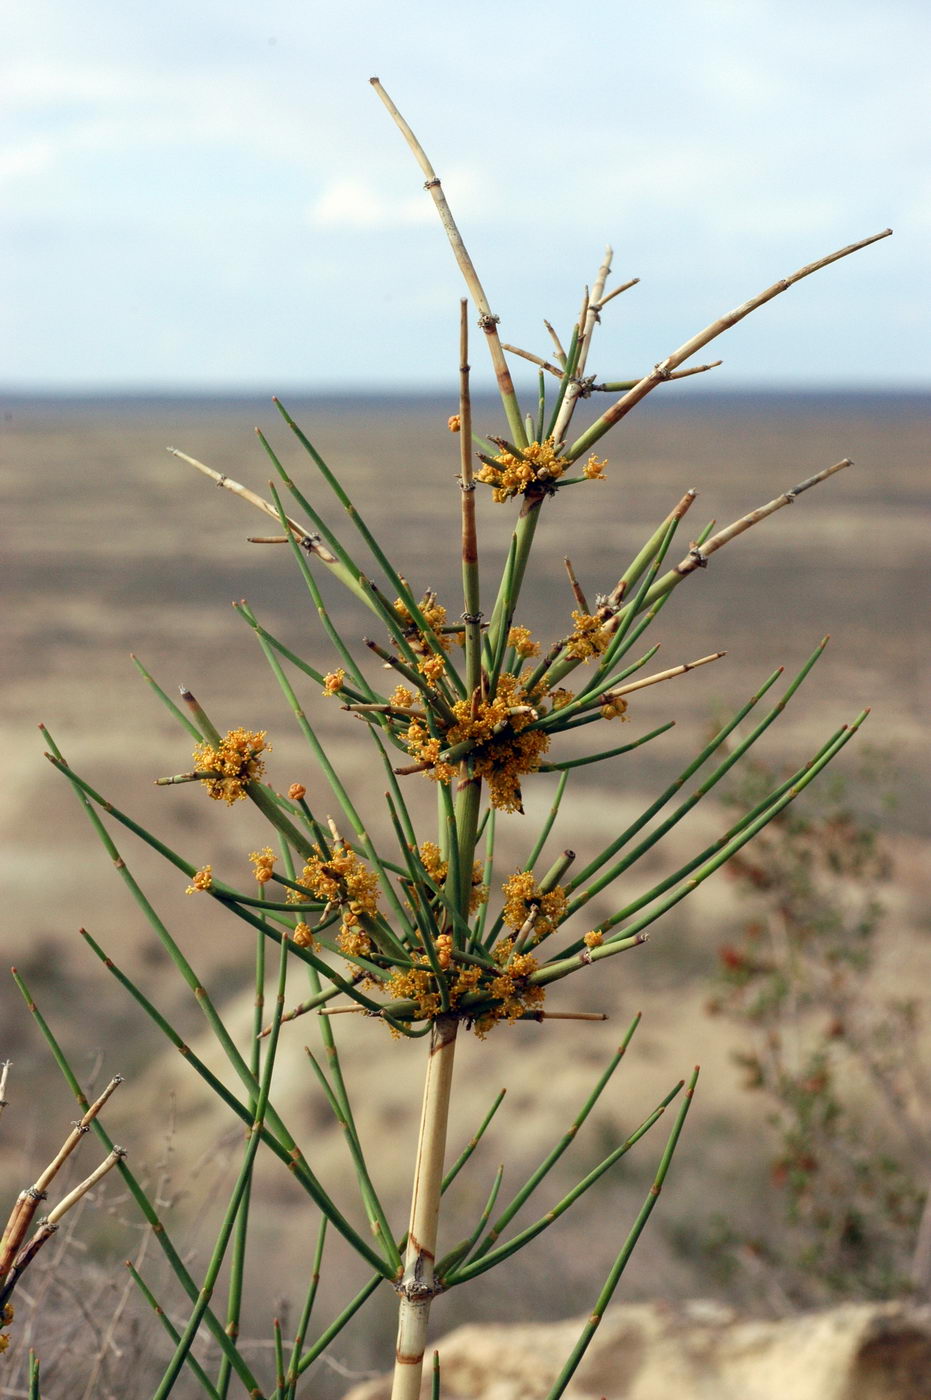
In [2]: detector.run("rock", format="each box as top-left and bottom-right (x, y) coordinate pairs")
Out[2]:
(345, 1299), (931, 1400)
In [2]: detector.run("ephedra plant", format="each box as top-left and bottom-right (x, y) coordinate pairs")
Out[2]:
(3, 80), (891, 1398)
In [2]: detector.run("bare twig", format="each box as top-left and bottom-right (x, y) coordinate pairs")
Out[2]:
(551, 246), (613, 444)
(567, 229), (892, 461)
(370, 78), (526, 447)
(600, 652), (725, 705)
(563, 558), (589, 613)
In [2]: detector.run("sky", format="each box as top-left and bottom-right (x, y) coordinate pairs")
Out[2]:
(3, 0), (929, 392)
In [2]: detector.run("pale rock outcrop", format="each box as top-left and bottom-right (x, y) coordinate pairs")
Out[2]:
(345, 1300), (931, 1400)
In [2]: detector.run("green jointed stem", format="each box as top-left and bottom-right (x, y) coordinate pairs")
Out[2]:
(486, 532), (520, 690)
(151, 935), (290, 1400)
(609, 461), (852, 633)
(543, 1068), (699, 1400)
(436, 1163), (504, 1276)
(533, 713), (867, 988)
(306, 1051), (403, 1273)
(273, 1319), (286, 1393)
(263, 479), (379, 698)
(535, 523), (677, 700)
(532, 646), (662, 734)
(126, 1264), (222, 1400)
(46, 746), (386, 1002)
(466, 1018), (642, 1267)
(438, 776), (463, 923)
(536, 369), (546, 444)
(237, 601), (409, 923)
(79, 930), (266, 1142)
(588, 726), (847, 941)
(472, 807), (497, 946)
(131, 654), (205, 742)
(267, 460), (455, 707)
(458, 302), (483, 698)
(49, 742), (394, 1255)
(234, 605), (364, 703)
(572, 712), (834, 926)
(539, 722), (675, 771)
(307, 978), (401, 1274)
(446, 1077), (684, 1286)
(454, 769), (482, 917)
(274, 399), (464, 696)
(608, 489), (697, 603)
(283, 1216), (327, 1399)
(257, 428), (384, 617)
(525, 770), (569, 871)
(385, 798), (444, 945)
(486, 505), (544, 664)
(295, 1085), (508, 1384)
(564, 662), (786, 897)
(216, 914), (266, 1399)
(566, 640), (827, 909)
(78, 925), (391, 1272)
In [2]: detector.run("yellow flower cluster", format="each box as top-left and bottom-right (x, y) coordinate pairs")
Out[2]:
(565, 610), (610, 661)
(583, 929), (604, 948)
(322, 669), (345, 696)
(600, 696), (629, 721)
(248, 846), (276, 884)
(471, 939), (545, 1035)
(292, 841), (381, 961)
(1, 1302), (13, 1352)
(388, 685), (417, 709)
(293, 921), (318, 950)
(417, 841), (487, 913)
(193, 728), (269, 805)
(418, 653), (447, 683)
(507, 625), (540, 659)
(385, 960), (444, 1022)
(394, 596), (450, 654)
(382, 936), (543, 1039)
(288, 782), (307, 801)
(475, 438), (567, 503)
(403, 672), (550, 812)
(475, 441), (608, 502)
(501, 871), (568, 939)
(447, 414), (462, 433)
(185, 865), (213, 894)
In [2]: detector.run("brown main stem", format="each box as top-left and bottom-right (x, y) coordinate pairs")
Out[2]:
(391, 1014), (459, 1400)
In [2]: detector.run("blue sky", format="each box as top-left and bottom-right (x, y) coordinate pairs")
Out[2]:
(4, 0), (929, 391)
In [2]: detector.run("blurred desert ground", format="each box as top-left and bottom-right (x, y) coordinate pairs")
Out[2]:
(2, 388), (929, 1392)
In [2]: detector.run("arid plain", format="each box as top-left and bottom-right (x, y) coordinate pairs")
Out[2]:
(2, 389), (929, 1392)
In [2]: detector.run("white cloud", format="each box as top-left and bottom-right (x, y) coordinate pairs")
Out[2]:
(308, 166), (486, 230)
(0, 138), (55, 184)
(308, 177), (432, 229)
